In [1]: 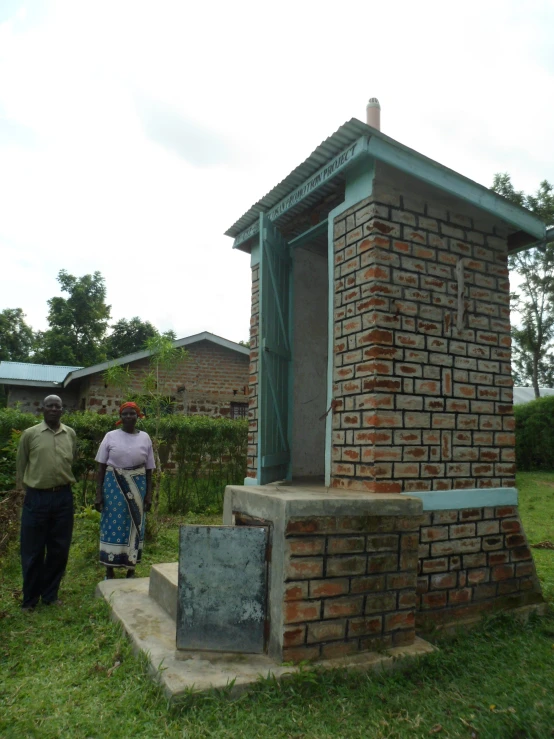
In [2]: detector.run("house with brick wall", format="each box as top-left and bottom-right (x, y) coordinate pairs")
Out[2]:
(1, 332), (249, 418)
(218, 106), (550, 660)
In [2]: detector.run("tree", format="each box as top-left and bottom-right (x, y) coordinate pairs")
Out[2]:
(492, 175), (554, 396)
(106, 318), (159, 359)
(105, 318), (177, 359)
(34, 270), (111, 367)
(0, 309), (35, 362)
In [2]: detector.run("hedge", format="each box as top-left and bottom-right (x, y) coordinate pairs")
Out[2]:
(514, 395), (554, 471)
(0, 409), (247, 514)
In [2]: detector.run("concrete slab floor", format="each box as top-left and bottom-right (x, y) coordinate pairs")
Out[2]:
(96, 577), (436, 701)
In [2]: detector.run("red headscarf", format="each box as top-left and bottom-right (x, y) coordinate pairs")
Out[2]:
(115, 401), (145, 425)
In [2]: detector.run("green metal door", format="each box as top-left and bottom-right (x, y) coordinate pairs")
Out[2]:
(258, 213), (291, 484)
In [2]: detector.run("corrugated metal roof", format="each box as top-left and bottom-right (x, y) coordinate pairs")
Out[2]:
(225, 117), (545, 247)
(0, 361), (82, 384)
(225, 118), (369, 239)
(513, 387), (554, 405)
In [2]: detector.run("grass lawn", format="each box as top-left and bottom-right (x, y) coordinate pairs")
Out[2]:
(1, 475), (554, 738)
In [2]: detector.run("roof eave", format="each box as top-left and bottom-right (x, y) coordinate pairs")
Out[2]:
(225, 119), (546, 248)
(365, 134), (545, 241)
(0, 379), (63, 388)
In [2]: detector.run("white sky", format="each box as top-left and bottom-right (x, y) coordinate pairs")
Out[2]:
(1, 0), (553, 343)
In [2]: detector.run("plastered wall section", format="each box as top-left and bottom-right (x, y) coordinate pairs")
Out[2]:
(331, 185), (515, 493)
(6, 385), (79, 414)
(292, 248), (328, 478)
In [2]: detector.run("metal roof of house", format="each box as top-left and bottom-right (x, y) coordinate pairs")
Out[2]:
(0, 333), (249, 390)
(63, 331), (249, 387)
(225, 118), (546, 250)
(513, 387), (554, 405)
(0, 361), (82, 386)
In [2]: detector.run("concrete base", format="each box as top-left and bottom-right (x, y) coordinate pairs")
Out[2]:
(149, 562), (177, 621)
(96, 576), (436, 701)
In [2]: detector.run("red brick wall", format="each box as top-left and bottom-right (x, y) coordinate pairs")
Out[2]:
(331, 191), (515, 493)
(79, 340), (249, 417)
(416, 505), (542, 626)
(247, 265), (260, 478)
(281, 513), (420, 661)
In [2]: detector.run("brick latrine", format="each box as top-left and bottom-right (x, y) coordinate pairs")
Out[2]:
(325, 187), (544, 626)
(332, 192), (515, 493)
(81, 340), (249, 417)
(229, 119), (548, 659)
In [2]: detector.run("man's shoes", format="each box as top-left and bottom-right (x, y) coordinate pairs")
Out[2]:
(43, 599), (63, 607)
(21, 605), (36, 613)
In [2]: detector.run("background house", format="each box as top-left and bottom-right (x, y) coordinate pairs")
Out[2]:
(0, 362), (83, 412)
(0, 332), (249, 418)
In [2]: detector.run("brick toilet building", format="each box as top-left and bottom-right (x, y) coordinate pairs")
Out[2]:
(222, 103), (547, 661)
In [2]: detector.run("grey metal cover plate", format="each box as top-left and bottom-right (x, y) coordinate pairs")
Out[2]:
(177, 525), (268, 653)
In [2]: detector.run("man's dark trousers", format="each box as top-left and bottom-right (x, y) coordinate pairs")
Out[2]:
(20, 486), (74, 608)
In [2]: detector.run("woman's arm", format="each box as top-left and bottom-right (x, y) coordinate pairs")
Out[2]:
(94, 463), (108, 512)
(144, 470), (153, 512)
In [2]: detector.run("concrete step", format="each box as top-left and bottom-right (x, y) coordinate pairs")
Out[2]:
(96, 574), (437, 701)
(149, 562), (178, 622)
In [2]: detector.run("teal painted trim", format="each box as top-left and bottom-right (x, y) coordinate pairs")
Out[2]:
(400, 487), (518, 511)
(344, 156), (376, 204)
(287, 245), (294, 482)
(233, 137), (370, 249)
(250, 243), (260, 267)
(366, 136), (546, 240)
(324, 158), (376, 486)
(244, 477), (259, 486)
(289, 221), (328, 249)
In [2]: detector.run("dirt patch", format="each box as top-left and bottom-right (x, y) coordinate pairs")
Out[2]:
(0, 489), (23, 556)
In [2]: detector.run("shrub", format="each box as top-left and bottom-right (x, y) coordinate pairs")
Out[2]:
(514, 395), (554, 471)
(0, 409), (247, 514)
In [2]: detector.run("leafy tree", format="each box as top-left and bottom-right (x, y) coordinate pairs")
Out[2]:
(492, 175), (554, 396)
(105, 317), (177, 360)
(0, 308), (35, 362)
(106, 317), (159, 359)
(34, 270), (111, 367)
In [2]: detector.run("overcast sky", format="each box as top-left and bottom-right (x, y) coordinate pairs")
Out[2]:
(1, 0), (553, 344)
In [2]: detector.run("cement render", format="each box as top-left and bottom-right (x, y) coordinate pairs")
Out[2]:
(149, 562), (178, 621)
(224, 484), (424, 523)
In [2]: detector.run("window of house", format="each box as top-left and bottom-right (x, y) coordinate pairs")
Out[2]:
(230, 402), (248, 420)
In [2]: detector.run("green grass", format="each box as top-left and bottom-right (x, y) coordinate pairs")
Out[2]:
(516, 472), (554, 602)
(1, 475), (554, 738)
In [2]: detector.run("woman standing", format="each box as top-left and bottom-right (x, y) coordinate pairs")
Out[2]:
(94, 402), (155, 579)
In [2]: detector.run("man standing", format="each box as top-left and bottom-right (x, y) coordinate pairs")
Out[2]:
(16, 395), (77, 612)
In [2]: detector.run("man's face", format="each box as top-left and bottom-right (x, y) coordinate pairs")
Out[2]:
(43, 398), (63, 424)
